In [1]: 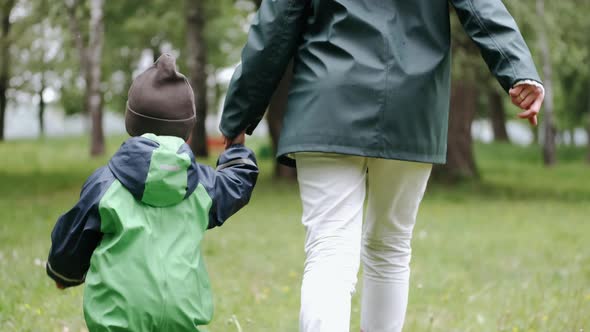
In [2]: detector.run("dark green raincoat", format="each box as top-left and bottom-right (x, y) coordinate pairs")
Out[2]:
(220, 0), (542, 165)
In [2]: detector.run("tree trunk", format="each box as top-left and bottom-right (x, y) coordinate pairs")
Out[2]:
(87, 0), (105, 156)
(267, 61), (297, 179)
(433, 81), (479, 182)
(536, 0), (556, 166)
(65, 0), (89, 78)
(0, 79), (5, 141)
(587, 89), (590, 164)
(65, 0), (90, 113)
(0, 0), (15, 141)
(66, 0), (104, 155)
(532, 125), (539, 145)
(38, 74), (46, 137)
(186, 0), (208, 157)
(488, 89), (509, 142)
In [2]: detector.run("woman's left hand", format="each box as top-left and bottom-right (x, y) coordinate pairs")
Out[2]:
(223, 132), (246, 149)
(509, 84), (544, 126)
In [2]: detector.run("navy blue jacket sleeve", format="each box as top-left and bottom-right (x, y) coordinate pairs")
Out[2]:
(46, 166), (115, 288)
(196, 145), (259, 229)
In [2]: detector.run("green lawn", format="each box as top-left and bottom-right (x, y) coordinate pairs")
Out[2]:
(0, 136), (589, 332)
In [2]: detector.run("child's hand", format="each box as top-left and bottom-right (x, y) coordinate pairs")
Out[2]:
(509, 84), (544, 126)
(223, 132), (246, 149)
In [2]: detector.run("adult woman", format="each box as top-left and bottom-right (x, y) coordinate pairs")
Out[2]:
(220, 1), (544, 331)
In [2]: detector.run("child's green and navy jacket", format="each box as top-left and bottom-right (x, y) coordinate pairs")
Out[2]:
(46, 134), (258, 331)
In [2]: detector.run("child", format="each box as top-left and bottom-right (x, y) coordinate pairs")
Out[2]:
(46, 54), (258, 331)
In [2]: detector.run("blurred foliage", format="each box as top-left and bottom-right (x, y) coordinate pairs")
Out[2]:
(7, 0), (61, 104)
(60, 85), (85, 116)
(7, 0), (253, 115)
(2, 0), (590, 134)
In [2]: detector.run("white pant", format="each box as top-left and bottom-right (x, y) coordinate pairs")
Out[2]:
(296, 153), (432, 332)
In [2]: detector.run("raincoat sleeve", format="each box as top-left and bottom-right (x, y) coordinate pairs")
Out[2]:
(450, 0), (542, 92)
(46, 167), (114, 288)
(199, 145), (259, 229)
(219, 0), (310, 139)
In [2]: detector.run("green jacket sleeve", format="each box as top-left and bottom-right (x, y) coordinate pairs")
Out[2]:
(450, 0), (542, 92)
(220, 0), (310, 139)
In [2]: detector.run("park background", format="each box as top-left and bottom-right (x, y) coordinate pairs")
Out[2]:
(0, 0), (589, 331)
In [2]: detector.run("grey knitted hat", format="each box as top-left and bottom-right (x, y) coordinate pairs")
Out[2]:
(125, 53), (196, 140)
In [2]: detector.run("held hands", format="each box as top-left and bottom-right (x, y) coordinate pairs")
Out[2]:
(223, 132), (246, 150)
(509, 84), (544, 126)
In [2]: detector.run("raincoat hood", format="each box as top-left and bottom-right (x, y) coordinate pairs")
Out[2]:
(108, 133), (195, 207)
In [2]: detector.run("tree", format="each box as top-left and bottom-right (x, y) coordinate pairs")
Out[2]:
(9, 0), (64, 138)
(508, 0), (590, 164)
(0, 0), (16, 141)
(535, 0), (556, 166)
(186, 0), (208, 157)
(432, 9), (486, 182)
(586, 89), (590, 163)
(488, 88), (510, 142)
(434, 80), (480, 181)
(65, 0), (105, 156)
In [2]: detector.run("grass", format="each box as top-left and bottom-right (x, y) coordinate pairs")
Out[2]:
(0, 136), (589, 332)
